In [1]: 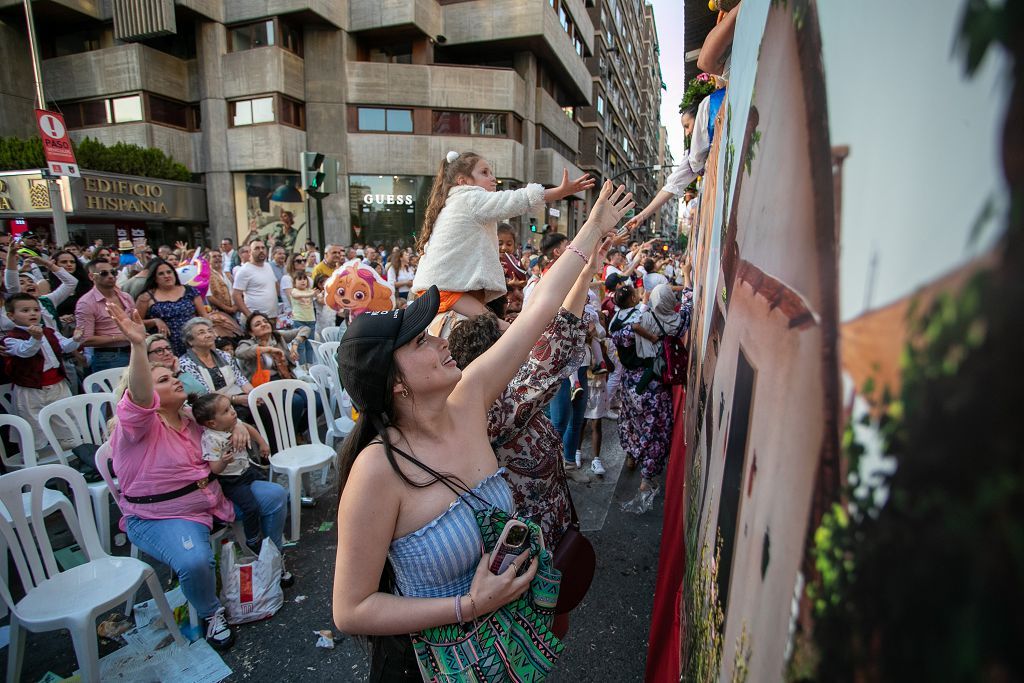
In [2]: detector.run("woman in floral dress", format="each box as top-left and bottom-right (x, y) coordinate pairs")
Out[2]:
(135, 259), (208, 356)
(609, 284), (692, 513)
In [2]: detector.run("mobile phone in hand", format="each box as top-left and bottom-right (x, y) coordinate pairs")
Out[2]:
(489, 520), (530, 575)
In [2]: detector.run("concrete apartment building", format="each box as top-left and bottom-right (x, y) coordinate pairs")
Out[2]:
(575, 0), (665, 240)
(0, 0), (665, 249)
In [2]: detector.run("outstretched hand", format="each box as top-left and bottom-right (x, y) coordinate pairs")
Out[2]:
(587, 181), (635, 235)
(555, 169), (595, 200)
(107, 304), (148, 346)
(624, 212), (648, 231)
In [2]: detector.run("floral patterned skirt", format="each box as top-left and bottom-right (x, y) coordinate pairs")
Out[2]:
(616, 366), (674, 480)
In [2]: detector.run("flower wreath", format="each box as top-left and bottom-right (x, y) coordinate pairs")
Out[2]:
(679, 72), (717, 113)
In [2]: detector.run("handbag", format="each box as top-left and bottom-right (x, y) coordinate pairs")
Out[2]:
(250, 352), (271, 387)
(552, 488), (596, 615)
(384, 444), (565, 683)
(652, 315), (689, 386)
(411, 508), (564, 683)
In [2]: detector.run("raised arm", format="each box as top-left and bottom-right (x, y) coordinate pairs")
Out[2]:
(697, 3), (740, 75)
(38, 257), (78, 308)
(107, 304), (154, 408)
(465, 184), (546, 223)
(563, 239), (612, 317)
(543, 169), (595, 203)
(5, 246), (20, 292)
(455, 181), (634, 409)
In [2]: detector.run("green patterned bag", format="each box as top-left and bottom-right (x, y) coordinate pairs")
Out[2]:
(410, 509), (565, 682)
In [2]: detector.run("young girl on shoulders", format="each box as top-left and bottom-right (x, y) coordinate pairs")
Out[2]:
(411, 150), (593, 333)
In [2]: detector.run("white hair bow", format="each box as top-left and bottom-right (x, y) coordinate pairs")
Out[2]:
(446, 151), (460, 164)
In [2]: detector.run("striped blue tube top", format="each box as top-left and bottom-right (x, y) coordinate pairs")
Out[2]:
(388, 469), (514, 598)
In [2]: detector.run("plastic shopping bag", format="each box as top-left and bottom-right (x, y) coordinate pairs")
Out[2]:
(219, 539), (284, 625)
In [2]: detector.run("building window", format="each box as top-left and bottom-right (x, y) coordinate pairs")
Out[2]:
(280, 96), (306, 129)
(356, 107), (414, 133)
(432, 111), (509, 137)
(61, 93), (202, 131)
(228, 20), (274, 51)
(537, 126), (578, 164)
(61, 95), (142, 128)
(596, 95), (605, 115)
(110, 95), (143, 123)
(231, 96), (275, 126)
(148, 95), (189, 129)
(278, 20), (303, 56)
(228, 19), (302, 56)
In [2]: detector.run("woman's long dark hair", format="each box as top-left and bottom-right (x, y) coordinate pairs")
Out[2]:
(142, 257), (181, 293)
(336, 361), (469, 595)
(244, 311), (284, 346)
(48, 250), (92, 316)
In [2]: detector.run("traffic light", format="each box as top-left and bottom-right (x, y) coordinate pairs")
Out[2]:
(530, 219), (538, 233)
(301, 152), (338, 194)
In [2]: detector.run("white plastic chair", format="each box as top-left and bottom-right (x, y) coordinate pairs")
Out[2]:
(315, 340), (340, 373)
(0, 383), (13, 413)
(0, 415), (83, 620)
(1, 464), (185, 682)
(38, 393), (118, 553)
(248, 380), (334, 542)
(318, 325), (343, 342)
(82, 367), (125, 394)
(308, 365), (355, 449)
(93, 443), (245, 627)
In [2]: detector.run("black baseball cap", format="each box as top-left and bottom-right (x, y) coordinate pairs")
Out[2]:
(337, 286), (441, 415)
(604, 273), (628, 290)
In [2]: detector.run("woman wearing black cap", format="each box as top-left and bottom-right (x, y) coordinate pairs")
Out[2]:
(332, 181), (634, 679)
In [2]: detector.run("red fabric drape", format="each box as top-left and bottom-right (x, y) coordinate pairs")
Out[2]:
(644, 385), (688, 682)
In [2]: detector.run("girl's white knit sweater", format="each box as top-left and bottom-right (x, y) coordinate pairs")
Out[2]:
(412, 183), (546, 302)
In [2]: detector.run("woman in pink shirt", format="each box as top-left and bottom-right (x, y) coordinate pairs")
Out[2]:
(107, 304), (289, 652)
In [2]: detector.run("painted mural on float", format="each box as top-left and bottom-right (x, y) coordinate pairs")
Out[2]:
(678, 0), (1008, 679)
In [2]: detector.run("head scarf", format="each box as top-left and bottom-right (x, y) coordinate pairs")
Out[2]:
(636, 284), (683, 358)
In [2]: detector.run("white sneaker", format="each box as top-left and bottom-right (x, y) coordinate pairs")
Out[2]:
(591, 457), (606, 476)
(574, 449), (582, 468)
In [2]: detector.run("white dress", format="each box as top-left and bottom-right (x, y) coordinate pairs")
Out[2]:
(412, 184), (545, 302)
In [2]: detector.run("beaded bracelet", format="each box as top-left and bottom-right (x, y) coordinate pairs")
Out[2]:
(565, 243), (588, 264)
(455, 594), (463, 624)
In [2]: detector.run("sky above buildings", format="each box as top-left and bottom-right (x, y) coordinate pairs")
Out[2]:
(650, 0), (687, 167)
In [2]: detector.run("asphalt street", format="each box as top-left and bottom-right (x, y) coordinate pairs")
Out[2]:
(3, 417), (666, 682)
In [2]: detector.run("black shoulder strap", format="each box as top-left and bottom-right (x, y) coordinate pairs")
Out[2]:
(652, 314), (668, 337)
(368, 440), (496, 510)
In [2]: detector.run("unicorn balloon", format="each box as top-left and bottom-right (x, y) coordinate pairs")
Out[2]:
(176, 247), (211, 298)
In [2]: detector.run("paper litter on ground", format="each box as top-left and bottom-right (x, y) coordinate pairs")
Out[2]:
(76, 637), (231, 683)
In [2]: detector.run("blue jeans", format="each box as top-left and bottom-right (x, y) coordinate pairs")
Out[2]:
(89, 348), (130, 375)
(550, 367), (589, 464)
(294, 320), (316, 365)
(125, 480), (288, 619)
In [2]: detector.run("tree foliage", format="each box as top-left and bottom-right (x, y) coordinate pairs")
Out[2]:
(0, 136), (192, 182)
